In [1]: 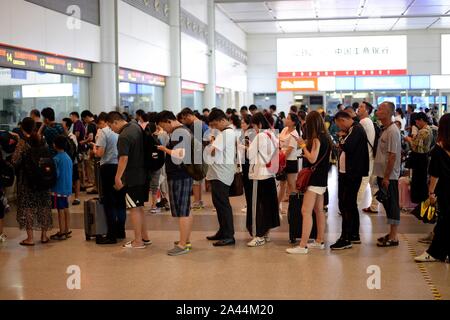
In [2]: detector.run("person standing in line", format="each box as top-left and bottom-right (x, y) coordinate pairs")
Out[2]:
(357, 102), (378, 213)
(92, 112), (126, 245)
(239, 115), (254, 214)
(135, 110), (149, 130)
(49, 135), (73, 241)
(395, 108), (406, 132)
(404, 112), (433, 204)
(12, 118), (52, 246)
(247, 112), (280, 248)
(240, 106), (249, 119)
(330, 111), (369, 250)
(70, 111), (87, 192)
(155, 111), (194, 255)
(178, 108), (210, 211)
(415, 114), (450, 263)
(62, 118), (81, 206)
(29, 109), (43, 131)
(374, 102), (402, 247)
(107, 112), (150, 249)
(287, 111), (332, 254)
(278, 113), (301, 214)
(81, 110), (97, 192)
(204, 109), (237, 247)
(249, 105), (258, 116)
(39, 107), (64, 156)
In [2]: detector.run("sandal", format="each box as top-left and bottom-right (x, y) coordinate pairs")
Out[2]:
(363, 207), (378, 214)
(377, 238), (399, 247)
(20, 240), (35, 246)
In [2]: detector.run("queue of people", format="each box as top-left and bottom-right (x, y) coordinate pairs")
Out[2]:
(0, 102), (449, 264)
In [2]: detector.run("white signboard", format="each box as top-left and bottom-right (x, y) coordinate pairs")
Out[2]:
(277, 35), (407, 76)
(22, 83), (73, 98)
(442, 34), (450, 74)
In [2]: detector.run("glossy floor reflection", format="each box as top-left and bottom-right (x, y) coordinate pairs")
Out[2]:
(1, 167), (448, 300)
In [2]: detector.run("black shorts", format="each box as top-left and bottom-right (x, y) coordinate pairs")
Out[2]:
(72, 163), (79, 182)
(285, 160), (299, 174)
(124, 185), (149, 209)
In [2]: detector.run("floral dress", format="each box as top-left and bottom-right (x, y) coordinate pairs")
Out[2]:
(12, 139), (52, 230)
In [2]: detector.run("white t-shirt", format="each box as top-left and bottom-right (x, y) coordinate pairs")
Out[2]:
(395, 115), (406, 131)
(360, 117), (376, 161)
(205, 125), (236, 186)
(279, 127), (299, 161)
(248, 131), (278, 180)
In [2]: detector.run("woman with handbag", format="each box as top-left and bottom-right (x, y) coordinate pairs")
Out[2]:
(415, 114), (450, 263)
(287, 111), (332, 254)
(246, 113), (280, 247)
(277, 113), (301, 214)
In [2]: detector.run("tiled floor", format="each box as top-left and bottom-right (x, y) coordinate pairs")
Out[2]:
(1, 168), (448, 300)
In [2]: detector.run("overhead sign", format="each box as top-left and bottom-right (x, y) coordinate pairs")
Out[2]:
(355, 76), (409, 90)
(277, 35), (407, 77)
(0, 44), (92, 77)
(22, 83), (73, 98)
(277, 77), (318, 91)
(182, 80), (205, 92)
(119, 68), (165, 86)
(442, 35), (450, 74)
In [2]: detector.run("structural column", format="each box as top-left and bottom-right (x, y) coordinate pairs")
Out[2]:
(165, 0), (182, 114)
(204, 0), (217, 109)
(90, 0), (119, 114)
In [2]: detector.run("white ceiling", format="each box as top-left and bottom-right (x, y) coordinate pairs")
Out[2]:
(216, 0), (450, 33)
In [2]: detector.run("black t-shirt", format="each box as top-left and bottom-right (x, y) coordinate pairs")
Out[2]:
(86, 122), (97, 142)
(429, 145), (450, 203)
(165, 126), (191, 180)
(303, 134), (331, 187)
(117, 121), (146, 187)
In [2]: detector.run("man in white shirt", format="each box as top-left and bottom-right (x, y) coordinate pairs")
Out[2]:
(205, 109), (236, 247)
(357, 101), (379, 213)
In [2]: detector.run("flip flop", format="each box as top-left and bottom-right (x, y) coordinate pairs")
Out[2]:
(362, 208), (378, 214)
(20, 241), (35, 246)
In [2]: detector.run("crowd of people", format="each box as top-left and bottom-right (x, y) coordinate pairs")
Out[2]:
(0, 102), (449, 262)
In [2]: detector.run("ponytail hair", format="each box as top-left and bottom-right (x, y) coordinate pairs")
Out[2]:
(288, 112), (301, 135)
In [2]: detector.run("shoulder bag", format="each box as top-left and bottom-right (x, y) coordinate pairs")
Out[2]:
(296, 142), (329, 193)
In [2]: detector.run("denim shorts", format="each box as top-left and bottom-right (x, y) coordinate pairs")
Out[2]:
(377, 178), (400, 225)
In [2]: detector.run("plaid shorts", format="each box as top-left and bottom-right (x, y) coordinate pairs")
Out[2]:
(168, 178), (193, 217)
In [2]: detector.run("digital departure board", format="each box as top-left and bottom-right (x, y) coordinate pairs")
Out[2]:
(0, 44), (92, 77)
(119, 68), (165, 86)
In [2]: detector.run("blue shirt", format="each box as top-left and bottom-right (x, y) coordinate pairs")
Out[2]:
(96, 127), (118, 166)
(52, 151), (73, 196)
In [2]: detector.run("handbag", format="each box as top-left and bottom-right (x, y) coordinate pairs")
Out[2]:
(229, 139), (244, 197)
(263, 132), (286, 175)
(410, 199), (438, 224)
(296, 143), (329, 193)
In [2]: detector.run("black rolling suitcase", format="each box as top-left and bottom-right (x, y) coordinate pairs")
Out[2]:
(84, 198), (108, 241)
(288, 193), (317, 244)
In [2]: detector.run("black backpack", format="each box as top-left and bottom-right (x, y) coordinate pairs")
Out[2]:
(0, 158), (15, 188)
(64, 135), (78, 162)
(0, 131), (18, 154)
(368, 121), (381, 158)
(24, 144), (57, 190)
(142, 124), (165, 172)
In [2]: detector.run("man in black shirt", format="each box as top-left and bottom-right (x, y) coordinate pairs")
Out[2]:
(331, 111), (369, 251)
(81, 110), (98, 192)
(108, 112), (150, 249)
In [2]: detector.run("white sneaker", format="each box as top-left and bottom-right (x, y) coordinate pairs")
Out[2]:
(264, 235), (271, 243)
(415, 252), (438, 263)
(286, 246), (309, 254)
(0, 234), (6, 242)
(241, 206), (247, 213)
(247, 237), (266, 247)
(308, 241), (325, 250)
(122, 241), (146, 249)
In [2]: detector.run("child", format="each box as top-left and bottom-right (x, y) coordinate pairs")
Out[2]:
(50, 135), (73, 241)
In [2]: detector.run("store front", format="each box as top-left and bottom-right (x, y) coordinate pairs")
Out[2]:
(181, 81), (205, 110)
(119, 68), (165, 115)
(0, 45), (91, 130)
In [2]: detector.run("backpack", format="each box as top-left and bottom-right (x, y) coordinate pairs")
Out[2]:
(64, 135), (78, 162)
(261, 131), (286, 175)
(0, 131), (18, 154)
(142, 124), (165, 172)
(23, 143), (57, 190)
(182, 132), (208, 181)
(274, 115), (284, 132)
(0, 158), (15, 188)
(368, 122), (381, 158)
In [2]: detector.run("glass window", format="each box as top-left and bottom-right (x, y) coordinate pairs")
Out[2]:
(0, 67), (89, 130)
(120, 82), (164, 116)
(182, 90), (204, 111)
